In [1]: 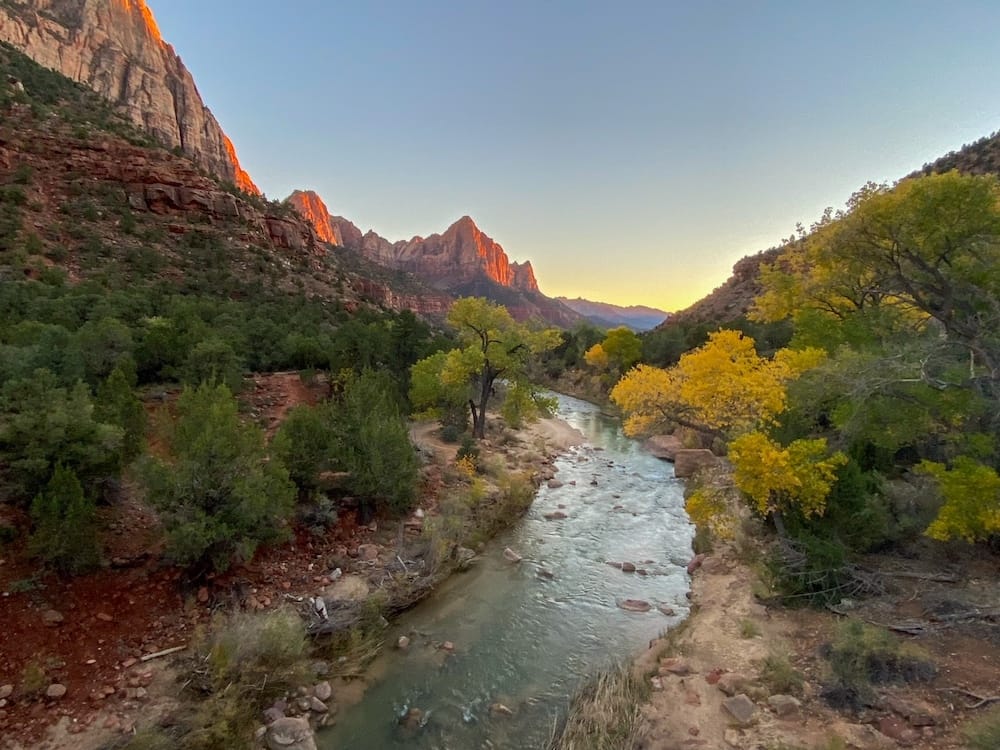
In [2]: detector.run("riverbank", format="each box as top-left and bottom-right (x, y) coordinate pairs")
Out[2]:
(0, 409), (584, 750)
(554, 528), (1000, 750)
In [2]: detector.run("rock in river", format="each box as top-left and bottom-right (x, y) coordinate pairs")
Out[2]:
(617, 599), (652, 612)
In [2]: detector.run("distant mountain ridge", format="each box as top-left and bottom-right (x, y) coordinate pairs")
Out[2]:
(556, 298), (669, 331)
(0, 0), (259, 193)
(287, 189), (579, 326)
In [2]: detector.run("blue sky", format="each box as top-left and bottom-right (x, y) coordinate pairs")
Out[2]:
(152, 1), (1000, 311)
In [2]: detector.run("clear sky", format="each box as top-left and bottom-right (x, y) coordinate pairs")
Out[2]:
(151, 1), (1000, 312)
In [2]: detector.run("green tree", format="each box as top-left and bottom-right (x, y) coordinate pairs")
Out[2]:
(30, 463), (100, 574)
(601, 326), (642, 373)
(182, 337), (245, 392)
(95, 362), (146, 464)
(332, 370), (418, 516)
(272, 403), (338, 492)
(410, 298), (560, 438)
(140, 383), (294, 573)
(0, 369), (121, 503)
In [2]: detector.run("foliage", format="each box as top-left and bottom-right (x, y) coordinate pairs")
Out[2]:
(271, 403), (338, 492)
(729, 432), (847, 519)
(29, 463), (100, 574)
(140, 383), (295, 573)
(0, 369), (121, 504)
(820, 620), (935, 709)
(500, 381), (556, 429)
(411, 297), (560, 438)
(182, 338), (244, 393)
(331, 370), (418, 515)
(963, 706), (1000, 750)
(547, 663), (648, 750)
(916, 458), (1000, 542)
(611, 330), (825, 438)
(759, 653), (804, 695)
(95, 362), (146, 463)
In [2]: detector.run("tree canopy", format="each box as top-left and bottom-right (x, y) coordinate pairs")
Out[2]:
(410, 298), (560, 438)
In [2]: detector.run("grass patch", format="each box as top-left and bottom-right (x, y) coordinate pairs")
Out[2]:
(547, 663), (648, 750)
(739, 618), (762, 638)
(759, 652), (804, 695)
(963, 706), (1000, 750)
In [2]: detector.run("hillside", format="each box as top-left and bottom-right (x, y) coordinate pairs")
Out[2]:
(0, 42), (453, 319)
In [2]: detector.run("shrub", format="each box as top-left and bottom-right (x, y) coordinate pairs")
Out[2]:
(272, 403), (337, 492)
(140, 383), (295, 573)
(759, 653), (804, 695)
(182, 338), (244, 393)
(820, 621), (935, 709)
(332, 370), (418, 516)
(30, 463), (100, 574)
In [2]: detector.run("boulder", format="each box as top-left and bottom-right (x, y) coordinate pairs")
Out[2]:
(721, 694), (756, 726)
(617, 599), (652, 612)
(265, 717), (317, 750)
(396, 636), (411, 650)
(45, 683), (67, 699)
(543, 511), (568, 520)
(503, 547), (522, 563)
(644, 434), (683, 460)
(313, 681), (332, 702)
(767, 694), (801, 717)
(716, 673), (751, 697)
(621, 562), (636, 573)
(876, 716), (919, 746)
(673, 449), (718, 478)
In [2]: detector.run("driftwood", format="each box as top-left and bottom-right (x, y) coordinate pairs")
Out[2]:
(937, 686), (1000, 709)
(881, 570), (961, 583)
(140, 645), (186, 662)
(824, 607), (938, 636)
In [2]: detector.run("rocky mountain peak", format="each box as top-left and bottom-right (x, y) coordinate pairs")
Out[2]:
(0, 0), (259, 193)
(287, 189), (341, 245)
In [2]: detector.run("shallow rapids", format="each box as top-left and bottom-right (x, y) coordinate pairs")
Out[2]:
(319, 393), (692, 749)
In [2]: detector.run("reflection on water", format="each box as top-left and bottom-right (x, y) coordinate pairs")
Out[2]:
(319, 394), (692, 749)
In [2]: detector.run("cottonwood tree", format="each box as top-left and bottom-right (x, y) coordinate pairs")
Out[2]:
(410, 298), (560, 438)
(610, 329), (824, 439)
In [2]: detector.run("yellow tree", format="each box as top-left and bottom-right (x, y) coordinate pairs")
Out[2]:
(610, 329), (824, 439)
(728, 431), (847, 529)
(410, 298), (560, 438)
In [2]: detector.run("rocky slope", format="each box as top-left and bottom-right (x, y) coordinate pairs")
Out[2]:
(0, 42), (454, 318)
(0, 0), (259, 193)
(557, 297), (669, 331)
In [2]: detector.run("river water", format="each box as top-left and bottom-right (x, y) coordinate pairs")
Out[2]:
(319, 394), (692, 749)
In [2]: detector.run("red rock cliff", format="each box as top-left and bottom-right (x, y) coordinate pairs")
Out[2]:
(287, 189), (341, 245)
(0, 0), (259, 193)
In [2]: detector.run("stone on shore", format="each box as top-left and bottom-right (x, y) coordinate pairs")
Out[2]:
(265, 716), (317, 750)
(673, 449), (718, 478)
(503, 547), (522, 563)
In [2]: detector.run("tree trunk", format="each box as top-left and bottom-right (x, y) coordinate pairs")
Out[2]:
(472, 367), (494, 439)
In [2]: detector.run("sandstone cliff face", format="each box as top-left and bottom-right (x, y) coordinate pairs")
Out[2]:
(0, 0), (259, 193)
(297, 203), (541, 294)
(287, 190), (341, 246)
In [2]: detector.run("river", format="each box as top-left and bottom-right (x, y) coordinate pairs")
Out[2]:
(318, 393), (692, 749)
